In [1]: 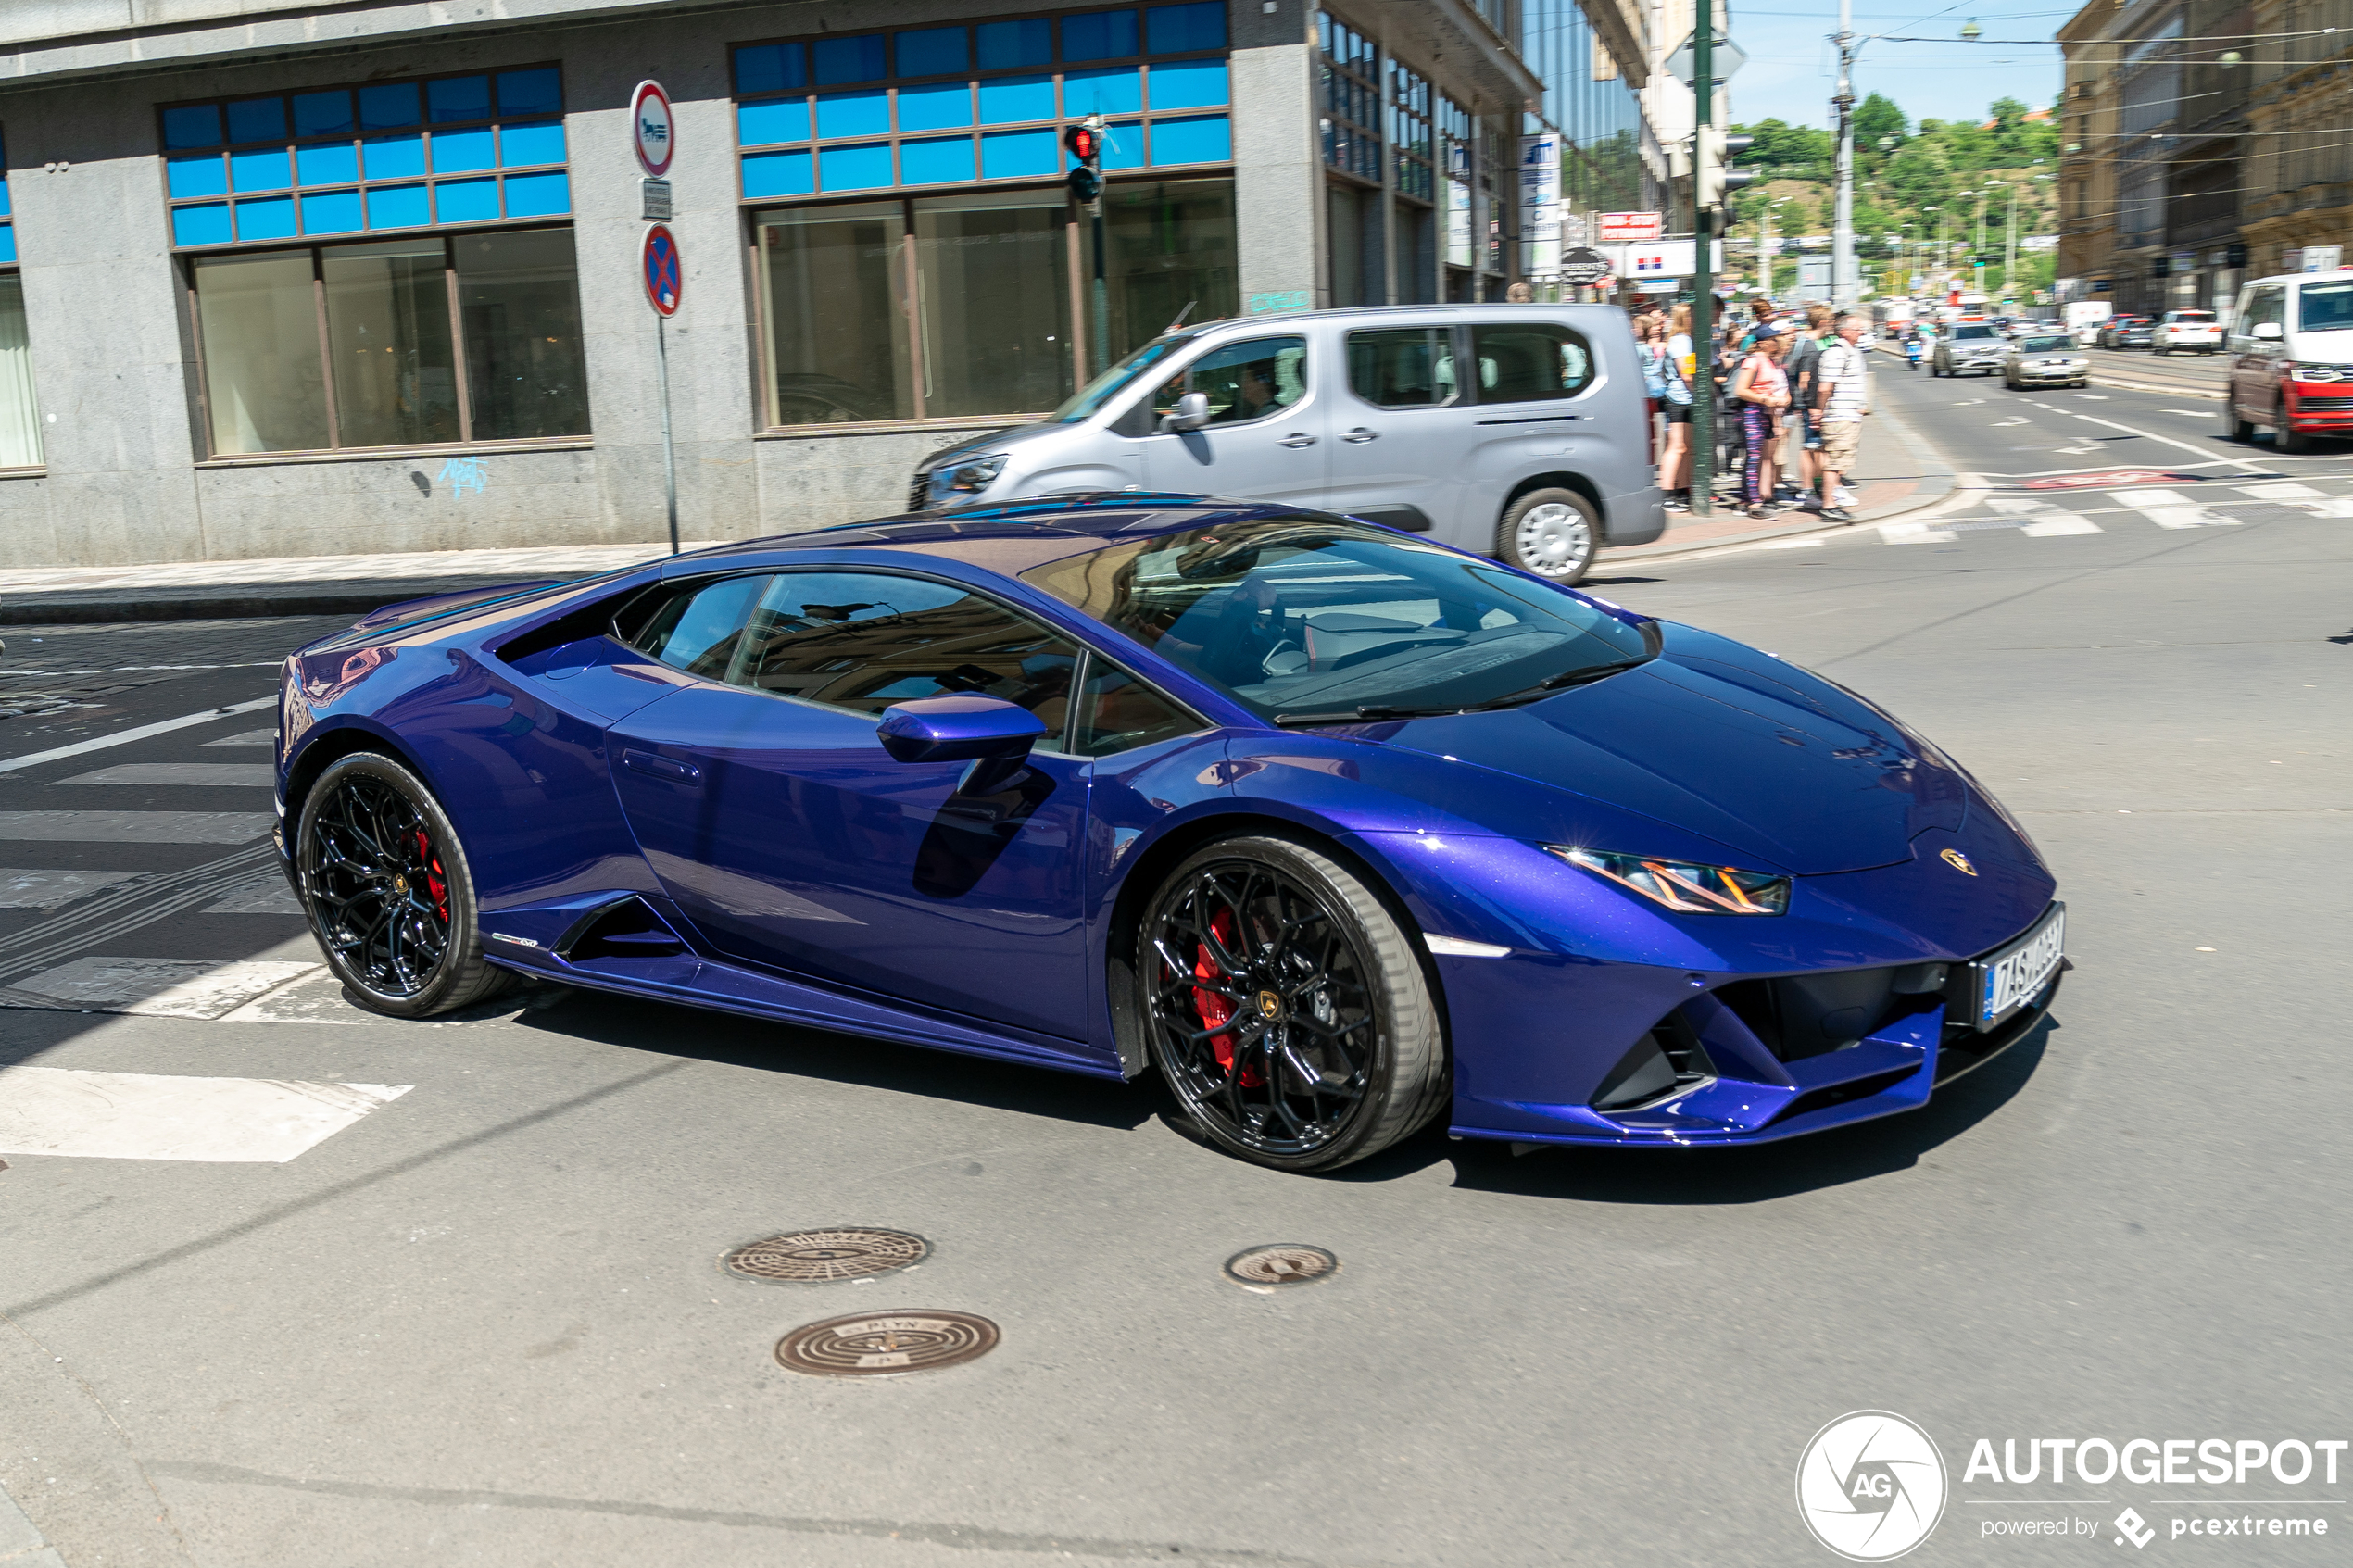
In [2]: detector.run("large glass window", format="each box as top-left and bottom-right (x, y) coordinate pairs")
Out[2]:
(0, 274), (42, 470)
(756, 203), (913, 423)
(0, 130), (17, 267)
(160, 67), (568, 249)
(914, 192), (1074, 416)
(193, 227), (588, 456)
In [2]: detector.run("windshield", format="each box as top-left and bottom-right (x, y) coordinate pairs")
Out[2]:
(2019, 335), (2073, 353)
(1954, 324), (1997, 340)
(1021, 518), (1655, 722)
(1051, 335), (1189, 422)
(2300, 281), (2353, 332)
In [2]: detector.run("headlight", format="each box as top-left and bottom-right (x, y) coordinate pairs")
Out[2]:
(1545, 845), (1790, 916)
(941, 454), (1008, 492)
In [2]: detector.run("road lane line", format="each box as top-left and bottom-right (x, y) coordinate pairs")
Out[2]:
(2070, 411), (2271, 471)
(0, 696), (276, 776)
(0, 1063), (405, 1162)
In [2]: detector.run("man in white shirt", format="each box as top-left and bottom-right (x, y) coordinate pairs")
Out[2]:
(1814, 313), (1869, 522)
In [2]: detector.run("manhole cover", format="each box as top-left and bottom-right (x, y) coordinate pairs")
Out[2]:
(774, 1311), (1000, 1376)
(1224, 1244), (1339, 1288)
(721, 1228), (928, 1284)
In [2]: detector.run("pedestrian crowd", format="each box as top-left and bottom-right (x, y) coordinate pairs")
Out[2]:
(1627, 297), (1869, 523)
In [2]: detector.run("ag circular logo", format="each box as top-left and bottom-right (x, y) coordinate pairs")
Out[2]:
(1795, 1411), (1948, 1561)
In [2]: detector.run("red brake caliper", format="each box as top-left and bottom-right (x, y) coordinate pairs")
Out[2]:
(414, 831), (449, 922)
(1192, 909), (1264, 1087)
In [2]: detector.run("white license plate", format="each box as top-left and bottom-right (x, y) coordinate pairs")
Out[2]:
(1978, 904), (2065, 1027)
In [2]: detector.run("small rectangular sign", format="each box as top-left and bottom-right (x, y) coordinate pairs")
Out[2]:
(641, 177), (673, 222)
(1597, 211), (1664, 243)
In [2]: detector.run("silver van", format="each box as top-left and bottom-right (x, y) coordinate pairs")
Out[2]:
(909, 304), (1665, 585)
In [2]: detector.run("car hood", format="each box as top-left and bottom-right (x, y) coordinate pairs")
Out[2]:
(1371, 624), (1969, 875)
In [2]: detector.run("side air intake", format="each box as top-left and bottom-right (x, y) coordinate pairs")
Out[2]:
(555, 897), (689, 963)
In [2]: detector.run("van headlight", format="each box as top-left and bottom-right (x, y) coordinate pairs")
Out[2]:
(942, 455), (1008, 493)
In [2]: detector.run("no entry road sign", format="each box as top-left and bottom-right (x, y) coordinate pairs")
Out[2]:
(643, 223), (682, 316)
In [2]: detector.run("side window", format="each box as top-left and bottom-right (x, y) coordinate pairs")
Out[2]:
(1471, 322), (1594, 402)
(1346, 328), (1460, 408)
(725, 571), (1081, 733)
(1149, 334), (1309, 426)
(1069, 654), (1202, 757)
(621, 574), (771, 679)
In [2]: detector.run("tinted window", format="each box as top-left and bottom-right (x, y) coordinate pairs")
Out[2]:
(1147, 334), (1309, 426)
(1054, 334), (1187, 421)
(1471, 323), (1593, 400)
(1953, 325), (1997, 340)
(1069, 654), (1202, 756)
(1023, 518), (1654, 723)
(2018, 336), (2073, 353)
(1347, 327), (1459, 408)
(726, 571), (1080, 731)
(2300, 281), (2353, 332)
(623, 574), (769, 678)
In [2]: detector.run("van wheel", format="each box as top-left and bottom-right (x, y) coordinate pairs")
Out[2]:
(2223, 400), (2254, 442)
(2277, 401), (2311, 454)
(1497, 489), (1598, 585)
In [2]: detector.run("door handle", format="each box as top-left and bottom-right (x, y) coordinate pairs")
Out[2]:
(1340, 428), (1378, 443)
(1277, 433), (1317, 448)
(621, 748), (701, 785)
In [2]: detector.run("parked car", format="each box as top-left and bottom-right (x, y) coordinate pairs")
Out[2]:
(1931, 321), (2012, 377)
(2221, 269), (2353, 452)
(2003, 332), (2091, 389)
(909, 306), (1665, 587)
(2150, 308), (2222, 354)
(271, 498), (2064, 1171)
(2098, 317), (2154, 349)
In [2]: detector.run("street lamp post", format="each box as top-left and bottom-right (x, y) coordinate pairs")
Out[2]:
(1974, 186), (1994, 300)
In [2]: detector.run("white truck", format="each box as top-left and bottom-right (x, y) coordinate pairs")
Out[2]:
(2064, 300), (2113, 345)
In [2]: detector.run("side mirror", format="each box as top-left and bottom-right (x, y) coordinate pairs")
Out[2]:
(877, 695), (1045, 765)
(1159, 391), (1211, 433)
(2253, 321), (2284, 340)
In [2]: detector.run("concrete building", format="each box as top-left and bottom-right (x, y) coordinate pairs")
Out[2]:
(0, 0), (1652, 567)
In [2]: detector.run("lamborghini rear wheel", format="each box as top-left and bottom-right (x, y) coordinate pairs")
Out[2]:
(1138, 837), (1447, 1172)
(296, 752), (511, 1018)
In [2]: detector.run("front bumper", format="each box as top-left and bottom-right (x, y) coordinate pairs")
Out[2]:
(2012, 364), (2088, 383)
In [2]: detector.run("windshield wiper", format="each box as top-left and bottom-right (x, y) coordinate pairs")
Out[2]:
(1272, 659), (1652, 727)
(1463, 658), (1650, 710)
(1272, 703), (1459, 726)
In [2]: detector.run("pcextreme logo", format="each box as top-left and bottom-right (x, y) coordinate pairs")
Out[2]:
(1797, 1411), (1950, 1561)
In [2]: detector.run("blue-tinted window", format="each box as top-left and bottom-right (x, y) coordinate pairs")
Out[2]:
(366, 184), (430, 228)
(743, 149), (814, 198)
(976, 19), (1052, 69)
(1147, 2), (1226, 53)
(900, 137), (976, 185)
(0, 230), (12, 264)
(226, 97), (287, 144)
(168, 155), (230, 199)
(172, 203), (233, 245)
(1150, 114), (1229, 164)
(1063, 9), (1139, 61)
(428, 75), (492, 123)
(293, 91), (355, 137)
(813, 34), (887, 85)
(499, 120), (566, 166)
(816, 90), (890, 140)
(981, 128), (1059, 179)
(736, 42), (808, 94)
(896, 82), (973, 132)
(497, 68), (563, 117)
(434, 178), (498, 223)
(978, 75), (1055, 125)
(234, 195), (298, 240)
(819, 143), (893, 191)
(296, 143), (359, 184)
(1100, 122), (1146, 169)
(502, 171), (570, 217)
(1148, 58), (1227, 109)
(897, 26), (968, 77)
(740, 99), (812, 145)
(364, 134), (427, 180)
(359, 83), (422, 131)
(431, 127), (497, 174)
(163, 105), (223, 150)
(229, 149), (292, 192)
(301, 189), (363, 234)
(1064, 66), (1142, 116)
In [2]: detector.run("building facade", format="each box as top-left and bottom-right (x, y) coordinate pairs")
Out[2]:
(0, 0), (1564, 566)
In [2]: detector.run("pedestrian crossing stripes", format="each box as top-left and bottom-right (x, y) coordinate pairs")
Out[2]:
(0, 809), (272, 842)
(0, 1063), (408, 1162)
(55, 762), (276, 787)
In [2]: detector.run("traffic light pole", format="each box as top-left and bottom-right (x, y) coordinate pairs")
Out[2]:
(1691, 0), (1716, 518)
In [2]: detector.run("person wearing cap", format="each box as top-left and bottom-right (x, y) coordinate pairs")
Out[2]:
(1730, 322), (1792, 518)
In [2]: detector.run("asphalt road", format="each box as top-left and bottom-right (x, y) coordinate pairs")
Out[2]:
(0, 366), (2347, 1568)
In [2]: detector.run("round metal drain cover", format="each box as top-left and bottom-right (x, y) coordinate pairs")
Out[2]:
(1224, 1244), (1339, 1288)
(775, 1311), (1000, 1376)
(722, 1228), (928, 1284)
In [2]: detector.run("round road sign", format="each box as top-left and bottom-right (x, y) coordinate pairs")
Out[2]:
(631, 81), (674, 177)
(643, 223), (683, 316)
(1559, 246), (1613, 288)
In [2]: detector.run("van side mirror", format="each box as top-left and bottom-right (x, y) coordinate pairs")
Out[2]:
(2253, 321), (2284, 340)
(1159, 391), (1211, 433)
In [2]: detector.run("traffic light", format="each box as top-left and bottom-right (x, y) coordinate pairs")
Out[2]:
(1695, 128), (1757, 209)
(1064, 120), (1103, 204)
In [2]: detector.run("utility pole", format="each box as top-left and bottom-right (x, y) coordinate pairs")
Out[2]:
(1758, 203), (1773, 296)
(1692, 0), (1716, 518)
(1973, 187), (1991, 301)
(2004, 179), (2020, 305)
(1831, 0), (1856, 310)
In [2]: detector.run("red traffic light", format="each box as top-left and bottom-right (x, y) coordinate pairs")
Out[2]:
(1063, 124), (1101, 166)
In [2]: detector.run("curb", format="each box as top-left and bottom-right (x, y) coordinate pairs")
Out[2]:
(0, 578), (529, 627)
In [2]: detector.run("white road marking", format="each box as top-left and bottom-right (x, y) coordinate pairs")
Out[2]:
(0, 696), (277, 777)
(2164, 408), (2210, 416)
(0, 810), (272, 843)
(1761, 538), (1825, 548)
(204, 880), (304, 916)
(2299, 496), (2353, 517)
(0, 1065), (408, 1162)
(2236, 482), (2322, 499)
(2020, 515), (2105, 536)
(1987, 497), (2056, 515)
(0, 956), (320, 1017)
(1992, 417), (2029, 427)
(54, 763), (275, 788)
(2108, 488), (2196, 507)
(2070, 411), (2270, 471)
(2105, 489), (2237, 528)
(220, 969), (380, 1026)
(0, 869), (148, 909)
(1881, 521), (1959, 544)
(202, 730), (277, 747)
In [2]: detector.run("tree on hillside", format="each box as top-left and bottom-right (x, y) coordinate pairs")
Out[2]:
(1731, 118), (1834, 168)
(1855, 93), (1908, 148)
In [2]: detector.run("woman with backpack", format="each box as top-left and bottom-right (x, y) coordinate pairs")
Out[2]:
(1655, 304), (1696, 511)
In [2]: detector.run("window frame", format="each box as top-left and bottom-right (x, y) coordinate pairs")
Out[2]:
(183, 222), (591, 462)
(618, 564), (1206, 758)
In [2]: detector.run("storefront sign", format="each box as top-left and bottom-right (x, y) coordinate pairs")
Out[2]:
(2286, 245), (2343, 273)
(1598, 211), (1664, 243)
(631, 81), (675, 177)
(1519, 134), (1563, 276)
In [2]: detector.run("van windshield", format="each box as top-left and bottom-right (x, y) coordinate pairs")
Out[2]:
(2301, 281), (2353, 332)
(1051, 335), (1190, 422)
(1021, 517), (1656, 723)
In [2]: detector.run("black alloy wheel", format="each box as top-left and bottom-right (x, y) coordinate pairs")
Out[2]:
(1138, 837), (1446, 1172)
(296, 752), (512, 1017)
